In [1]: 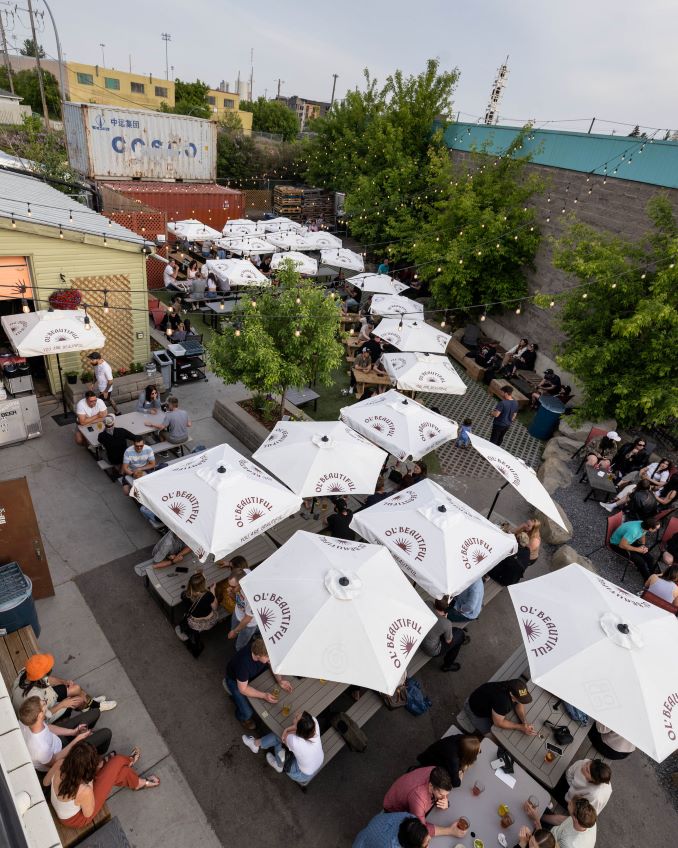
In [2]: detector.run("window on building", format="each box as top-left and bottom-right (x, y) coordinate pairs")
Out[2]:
(131, 82), (145, 94)
(104, 77), (120, 90)
(207, 96), (216, 105)
(76, 72), (94, 85)
(223, 98), (235, 109)
(154, 86), (168, 98)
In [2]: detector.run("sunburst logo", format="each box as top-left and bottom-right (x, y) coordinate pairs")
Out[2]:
(489, 457), (521, 485)
(258, 606), (275, 630)
(385, 526), (427, 561)
(436, 334), (448, 346)
(523, 618), (541, 642)
(161, 490), (200, 525)
(394, 536), (413, 554)
(391, 356), (407, 370)
(234, 495), (274, 528)
(328, 482), (346, 492)
(262, 428), (288, 448)
(317, 536), (365, 552)
(381, 331), (401, 344)
(364, 415), (395, 437)
(460, 536), (493, 571)
(246, 506), (266, 522)
(472, 550), (487, 564)
(195, 545), (206, 559)
(251, 592), (292, 644)
(418, 421), (442, 441)
(239, 458), (268, 480)
(386, 617), (424, 669)
(169, 501), (185, 517)
(518, 604), (560, 657)
(400, 634), (417, 655)
(385, 490), (418, 506)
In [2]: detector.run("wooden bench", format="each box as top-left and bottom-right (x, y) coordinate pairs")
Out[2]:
(149, 441), (176, 456)
(489, 378), (529, 410)
(318, 689), (384, 772)
(54, 807), (112, 848)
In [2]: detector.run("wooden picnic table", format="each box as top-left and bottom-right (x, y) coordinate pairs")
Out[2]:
(428, 737), (551, 847)
(79, 411), (156, 452)
(583, 464), (618, 502)
(265, 495), (366, 547)
(491, 647), (591, 788)
(352, 367), (392, 398)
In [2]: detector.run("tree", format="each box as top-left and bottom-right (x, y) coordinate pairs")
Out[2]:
(207, 263), (343, 417)
(551, 195), (678, 427)
(239, 97), (299, 142)
(216, 116), (305, 185)
(0, 67), (61, 118)
(20, 38), (45, 58)
(161, 79), (211, 119)
(0, 115), (70, 185)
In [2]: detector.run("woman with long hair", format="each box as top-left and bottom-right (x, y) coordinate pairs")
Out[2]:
(175, 573), (218, 658)
(644, 564), (678, 607)
(415, 733), (480, 788)
(585, 432), (620, 471)
(44, 742), (158, 828)
(136, 384), (162, 415)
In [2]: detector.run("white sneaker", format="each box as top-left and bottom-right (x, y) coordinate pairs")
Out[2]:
(599, 501), (615, 511)
(242, 735), (260, 754)
(92, 695), (107, 703)
(266, 752), (284, 773)
(134, 562), (148, 577)
(175, 625), (189, 642)
(96, 700), (117, 711)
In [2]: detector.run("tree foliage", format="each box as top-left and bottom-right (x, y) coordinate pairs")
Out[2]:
(12, 114), (70, 183)
(0, 67), (61, 118)
(161, 79), (211, 119)
(239, 97), (299, 142)
(216, 120), (304, 185)
(19, 38), (45, 58)
(552, 195), (678, 427)
(207, 263), (343, 416)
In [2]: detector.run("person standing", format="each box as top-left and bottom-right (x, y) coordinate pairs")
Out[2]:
(420, 597), (467, 672)
(490, 385), (518, 446)
(226, 566), (258, 650)
(88, 352), (119, 414)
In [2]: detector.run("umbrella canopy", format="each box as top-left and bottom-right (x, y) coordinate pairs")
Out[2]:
(351, 479), (518, 597)
(202, 259), (269, 288)
(240, 530), (437, 694)
(252, 421), (387, 497)
(167, 219), (222, 241)
(508, 564), (678, 762)
(303, 231), (343, 249)
(2, 309), (105, 356)
(380, 352), (467, 395)
(320, 248), (365, 273)
(370, 294), (423, 318)
(268, 231), (315, 251)
(262, 217), (304, 233)
(350, 273), (410, 295)
(131, 444), (301, 562)
(340, 388), (457, 461)
(216, 235), (279, 256)
(222, 219), (258, 236)
(373, 319), (451, 354)
(270, 251), (318, 276)
(468, 433), (567, 529)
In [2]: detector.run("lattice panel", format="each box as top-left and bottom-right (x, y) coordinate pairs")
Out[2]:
(69, 275), (135, 373)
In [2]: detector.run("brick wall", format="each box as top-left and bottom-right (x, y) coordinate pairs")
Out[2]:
(146, 253), (167, 290)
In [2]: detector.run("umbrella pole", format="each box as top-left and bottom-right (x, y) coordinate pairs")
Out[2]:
(487, 481), (509, 520)
(52, 352), (75, 426)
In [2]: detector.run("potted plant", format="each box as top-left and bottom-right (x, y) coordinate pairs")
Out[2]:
(65, 370), (78, 385)
(116, 366), (129, 377)
(80, 369), (94, 384)
(129, 362), (145, 374)
(48, 289), (82, 310)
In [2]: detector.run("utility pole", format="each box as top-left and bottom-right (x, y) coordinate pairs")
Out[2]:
(276, 78), (284, 98)
(26, 0), (50, 130)
(41, 0), (66, 107)
(161, 32), (171, 81)
(249, 47), (254, 101)
(99, 43), (105, 67)
(0, 11), (14, 94)
(330, 73), (338, 107)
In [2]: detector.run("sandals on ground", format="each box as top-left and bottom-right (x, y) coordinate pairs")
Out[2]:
(129, 746), (141, 766)
(139, 775), (160, 789)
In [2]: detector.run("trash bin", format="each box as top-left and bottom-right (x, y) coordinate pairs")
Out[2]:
(153, 351), (173, 392)
(0, 562), (40, 637)
(528, 394), (566, 440)
(145, 361), (157, 380)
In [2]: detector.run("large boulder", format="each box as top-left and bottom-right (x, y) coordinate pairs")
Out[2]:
(536, 502), (573, 544)
(536, 457), (573, 493)
(558, 419), (616, 443)
(542, 440), (576, 462)
(550, 435), (585, 452)
(550, 544), (595, 573)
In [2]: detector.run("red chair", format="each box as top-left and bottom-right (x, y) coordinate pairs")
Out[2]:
(574, 426), (608, 473)
(658, 515), (678, 557)
(640, 589), (678, 615)
(604, 512), (633, 582)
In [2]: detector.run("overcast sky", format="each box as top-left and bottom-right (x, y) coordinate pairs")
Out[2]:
(11, 0), (678, 134)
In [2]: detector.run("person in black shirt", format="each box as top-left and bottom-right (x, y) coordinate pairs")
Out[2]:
(223, 639), (292, 730)
(325, 499), (356, 540)
(488, 532), (531, 586)
(610, 438), (649, 480)
(97, 415), (134, 475)
(530, 369), (561, 408)
(416, 734), (480, 789)
(363, 478), (389, 508)
(360, 335), (383, 364)
(465, 678), (535, 736)
(175, 573), (218, 658)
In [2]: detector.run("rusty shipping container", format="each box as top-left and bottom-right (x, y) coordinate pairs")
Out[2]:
(100, 181), (245, 232)
(63, 102), (216, 181)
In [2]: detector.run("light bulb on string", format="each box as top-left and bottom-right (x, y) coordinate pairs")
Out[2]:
(21, 297), (30, 314)
(103, 289), (109, 314)
(234, 327), (241, 336)
(11, 215), (16, 228)
(166, 326), (173, 337)
(27, 203), (31, 217)
(515, 306), (521, 315)
(294, 327), (301, 337)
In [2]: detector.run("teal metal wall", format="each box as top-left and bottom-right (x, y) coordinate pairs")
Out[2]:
(443, 122), (678, 189)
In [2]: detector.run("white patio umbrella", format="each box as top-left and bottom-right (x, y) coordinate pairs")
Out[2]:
(262, 217), (304, 233)
(240, 531), (437, 694)
(222, 219), (258, 236)
(350, 273), (410, 295)
(351, 479), (518, 597)
(380, 352), (467, 395)
(320, 248), (365, 273)
(270, 251), (318, 276)
(303, 231), (343, 249)
(202, 258), (269, 288)
(374, 319), (451, 354)
(167, 219), (222, 241)
(1, 309), (106, 418)
(131, 444), (302, 562)
(370, 294), (423, 318)
(468, 433), (567, 529)
(252, 421), (387, 497)
(508, 564), (678, 762)
(216, 235), (279, 256)
(267, 231), (315, 251)
(340, 388), (457, 461)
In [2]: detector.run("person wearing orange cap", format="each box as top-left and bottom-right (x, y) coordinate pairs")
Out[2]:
(12, 653), (115, 730)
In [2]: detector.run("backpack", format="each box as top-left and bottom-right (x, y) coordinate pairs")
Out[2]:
(331, 712), (368, 752)
(405, 677), (432, 716)
(562, 701), (589, 726)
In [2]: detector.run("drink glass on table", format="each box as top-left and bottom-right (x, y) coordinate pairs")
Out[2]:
(472, 780), (485, 796)
(528, 795), (539, 811)
(281, 703), (291, 717)
(498, 803), (509, 817)
(500, 812), (514, 829)
(271, 686), (280, 700)
(544, 750), (555, 763)
(457, 817), (469, 833)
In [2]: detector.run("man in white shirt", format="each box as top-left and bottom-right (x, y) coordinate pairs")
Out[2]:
(563, 759), (612, 815)
(163, 258), (181, 290)
(526, 796), (597, 848)
(18, 696), (111, 772)
(74, 390), (107, 446)
(242, 710), (324, 785)
(88, 351), (119, 414)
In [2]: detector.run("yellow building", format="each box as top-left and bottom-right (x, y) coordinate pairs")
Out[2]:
(65, 62), (175, 111)
(206, 87), (252, 133)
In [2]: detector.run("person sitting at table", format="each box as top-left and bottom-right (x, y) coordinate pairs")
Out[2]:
(610, 437), (648, 480)
(599, 478), (658, 518)
(136, 385), (163, 415)
(464, 678), (535, 736)
(654, 473), (678, 509)
(358, 317), (375, 342)
(222, 638), (292, 731)
(447, 578), (484, 624)
(145, 529), (192, 572)
(420, 596), (468, 672)
(481, 346), (504, 384)
(503, 342), (538, 378)
(186, 259), (200, 281)
(325, 498), (356, 541)
(121, 437), (155, 495)
(175, 573), (219, 658)
(487, 532), (532, 586)
(172, 320), (188, 342)
(611, 457), (671, 495)
(242, 710), (324, 785)
(530, 369), (561, 408)
(415, 734), (480, 788)
(399, 461), (427, 490)
(145, 395), (192, 447)
(190, 274), (206, 302)
(74, 390), (107, 447)
(501, 338), (529, 368)
(588, 721), (635, 760)
(96, 415), (134, 477)
(644, 563), (678, 607)
(163, 258), (183, 292)
(206, 271), (220, 296)
(510, 519), (541, 562)
(359, 333), (383, 365)
(382, 766), (467, 839)
(513, 828), (555, 848)
(585, 431), (621, 471)
(609, 516), (661, 582)
(560, 759), (612, 816)
(524, 796), (597, 848)
(226, 566), (259, 651)
(353, 813), (431, 848)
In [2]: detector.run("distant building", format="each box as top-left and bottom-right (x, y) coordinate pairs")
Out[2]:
(274, 95), (330, 132)
(0, 87), (32, 125)
(206, 83), (252, 133)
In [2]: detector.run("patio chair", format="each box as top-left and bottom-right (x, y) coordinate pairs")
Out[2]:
(639, 589), (678, 615)
(587, 512), (631, 581)
(573, 426), (608, 473)
(649, 515), (678, 558)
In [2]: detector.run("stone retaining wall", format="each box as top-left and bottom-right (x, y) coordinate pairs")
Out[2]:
(212, 395), (313, 453)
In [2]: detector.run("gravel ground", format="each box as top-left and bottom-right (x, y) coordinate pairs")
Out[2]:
(553, 453), (678, 810)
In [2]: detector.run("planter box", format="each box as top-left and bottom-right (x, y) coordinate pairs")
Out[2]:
(212, 394), (313, 453)
(64, 371), (164, 411)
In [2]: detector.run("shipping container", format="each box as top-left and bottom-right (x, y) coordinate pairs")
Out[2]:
(63, 102), (217, 182)
(100, 181), (245, 232)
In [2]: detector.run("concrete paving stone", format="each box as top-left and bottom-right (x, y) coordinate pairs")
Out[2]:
(189, 414), (250, 454)
(40, 536), (76, 587)
(35, 582), (116, 680)
(107, 755), (221, 848)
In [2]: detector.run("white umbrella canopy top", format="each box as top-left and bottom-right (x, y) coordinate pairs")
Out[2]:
(350, 273), (410, 295)
(262, 217), (305, 233)
(168, 219), (222, 240)
(222, 219), (258, 235)
(1, 309), (105, 356)
(303, 231), (343, 249)
(252, 420), (387, 497)
(240, 530), (437, 694)
(509, 564), (678, 762)
(380, 352), (467, 395)
(131, 444), (302, 562)
(202, 259), (269, 287)
(340, 388), (457, 461)
(268, 231), (315, 251)
(374, 318), (451, 354)
(370, 294), (424, 318)
(270, 251), (318, 276)
(320, 248), (365, 273)
(216, 235), (279, 255)
(468, 433), (567, 529)
(351, 478), (518, 598)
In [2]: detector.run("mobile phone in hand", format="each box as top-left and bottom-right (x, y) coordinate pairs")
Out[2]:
(175, 565), (189, 573)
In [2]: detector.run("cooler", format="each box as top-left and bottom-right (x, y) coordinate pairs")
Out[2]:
(0, 562), (40, 637)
